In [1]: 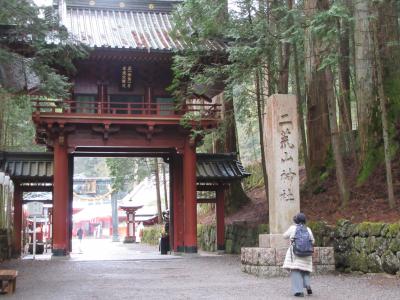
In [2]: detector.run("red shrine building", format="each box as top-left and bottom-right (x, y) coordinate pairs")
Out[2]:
(1, 0), (249, 257)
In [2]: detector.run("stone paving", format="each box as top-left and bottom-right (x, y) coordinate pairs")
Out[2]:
(1, 239), (399, 300)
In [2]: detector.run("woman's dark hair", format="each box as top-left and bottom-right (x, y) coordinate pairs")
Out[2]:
(293, 212), (306, 224)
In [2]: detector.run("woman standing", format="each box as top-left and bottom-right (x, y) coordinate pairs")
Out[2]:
(282, 213), (315, 297)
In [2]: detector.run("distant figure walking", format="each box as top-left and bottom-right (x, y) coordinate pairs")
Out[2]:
(77, 227), (83, 252)
(282, 213), (315, 297)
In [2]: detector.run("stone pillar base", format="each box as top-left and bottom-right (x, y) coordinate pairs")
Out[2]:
(241, 235), (335, 277)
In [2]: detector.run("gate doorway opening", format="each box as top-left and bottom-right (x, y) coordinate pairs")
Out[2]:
(71, 155), (170, 259)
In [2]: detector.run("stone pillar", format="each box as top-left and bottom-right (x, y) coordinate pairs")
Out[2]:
(52, 137), (69, 256)
(183, 139), (197, 253)
(172, 155), (184, 252)
(261, 94), (300, 248)
(111, 193), (120, 242)
(216, 185), (225, 251)
(12, 185), (22, 257)
(241, 94), (335, 277)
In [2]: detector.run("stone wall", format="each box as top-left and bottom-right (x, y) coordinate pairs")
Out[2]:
(198, 223), (269, 254)
(199, 220), (400, 275)
(322, 220), (400, 275)
(0, 229), (10, 261)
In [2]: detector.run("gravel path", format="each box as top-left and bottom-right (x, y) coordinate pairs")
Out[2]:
(1, 241), (399, 300)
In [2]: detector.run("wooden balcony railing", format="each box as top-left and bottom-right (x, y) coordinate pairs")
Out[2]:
(31, 98), (221, 119)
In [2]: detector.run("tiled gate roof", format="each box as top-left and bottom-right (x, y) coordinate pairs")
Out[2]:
(61, 0), (225, 52)
(0, 152), (249, 183)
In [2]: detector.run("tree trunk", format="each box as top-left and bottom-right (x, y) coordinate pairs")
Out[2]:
(293, 43), (311, 185)
(162, 162), (169, 210)
(255, 70), (269, 201)
(214, 93), (250, 213)
(325, 68), (350, 207)
(304, 0), (331, 183)
(372, 20), (396, 208)
(277, 0), (292, 94)
(376, 0), (400, 80)
(337, 0), (357, 163)
(354, 0), (375, 163)
(154, 158), (163, 223)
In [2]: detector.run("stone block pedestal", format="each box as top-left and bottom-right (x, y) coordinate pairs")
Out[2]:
(241, 234), (335, 277)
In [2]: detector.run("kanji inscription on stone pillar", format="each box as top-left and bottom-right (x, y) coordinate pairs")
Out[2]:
(264, 94), (300, 234)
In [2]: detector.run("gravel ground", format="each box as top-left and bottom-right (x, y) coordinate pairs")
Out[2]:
(1, 241), (399, 300)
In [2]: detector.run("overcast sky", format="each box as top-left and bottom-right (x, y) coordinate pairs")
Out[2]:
(34, 0), (52, 6)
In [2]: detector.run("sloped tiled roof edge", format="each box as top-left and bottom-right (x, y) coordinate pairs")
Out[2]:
(0, 151), (250, 183)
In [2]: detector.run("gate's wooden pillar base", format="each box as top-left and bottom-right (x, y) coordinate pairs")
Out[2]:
(12, 185), (22, 257)
(183, 139), (197, 253)
(52, 137), (69, 256)
(216, 186), (225, 251)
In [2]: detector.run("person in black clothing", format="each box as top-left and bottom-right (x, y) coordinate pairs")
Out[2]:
(77, 227), (83, 252)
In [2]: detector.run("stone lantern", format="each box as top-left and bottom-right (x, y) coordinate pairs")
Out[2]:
(119, 204), (143, 243)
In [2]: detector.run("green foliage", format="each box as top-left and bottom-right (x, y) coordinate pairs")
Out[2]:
(74, 157), (109, 178)
(242, 162), (264, 191)
(141, 225), (163, 245)
(105, 158), (152, 192)
(0, 91), (43, 151)
(357, 146), (385, 184)
(0, 0), (88, 97)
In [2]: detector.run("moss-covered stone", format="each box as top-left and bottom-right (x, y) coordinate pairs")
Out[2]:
(354, 237), (366, 252)
(335, 219), (355, 238)
(386, 223), (400, 238)
(365, 236), (377, 254)
(335, 252), (351, 269)
(349, 250), (369, 273)
(382, 250), (400, 275)
(370, 222), (385, 236)
(389, 238), (400, 253)
(356, 222), (383, 237)
(225, 239), (233, 254)
(367, 253), (382, 273)
(375, 237), (389, 256)
(380, 224), (389, 237)
(334, 237), (354, 253)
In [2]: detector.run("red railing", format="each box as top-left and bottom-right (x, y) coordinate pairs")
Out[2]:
(31, 98), (221, 119)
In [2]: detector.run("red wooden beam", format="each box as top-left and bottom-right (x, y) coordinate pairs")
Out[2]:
(197, 198), (216, 203)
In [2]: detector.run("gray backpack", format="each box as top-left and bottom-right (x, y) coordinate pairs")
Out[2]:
(292, 225), (314, 257)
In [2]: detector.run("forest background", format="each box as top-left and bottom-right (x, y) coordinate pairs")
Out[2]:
(1, 0), (400, 225)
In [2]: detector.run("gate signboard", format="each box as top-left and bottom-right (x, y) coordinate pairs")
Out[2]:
(27, 202), (43, 217)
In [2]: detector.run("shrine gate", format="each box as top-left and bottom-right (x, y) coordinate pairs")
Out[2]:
(25, 0), (249, 256)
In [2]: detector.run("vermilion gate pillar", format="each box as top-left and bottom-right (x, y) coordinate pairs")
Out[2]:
(172, 155), (184, 252)
(216, 186), (225, 251)
(183, 139), (197, 253)
(52, 138), (69, 256)
(12, 185), (22, 256)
